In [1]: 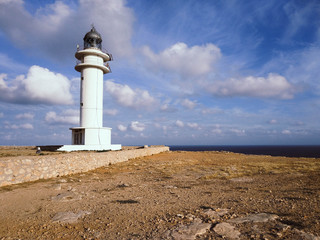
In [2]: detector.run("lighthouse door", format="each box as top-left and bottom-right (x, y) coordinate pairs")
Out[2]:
(72, 129), (84, 145)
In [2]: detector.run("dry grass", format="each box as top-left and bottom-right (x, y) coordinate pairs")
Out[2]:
(91, 151), (320, 180)
(0, 146), (155, 158)
(0, 146), (64, 158)
(1, 147), (319, 182)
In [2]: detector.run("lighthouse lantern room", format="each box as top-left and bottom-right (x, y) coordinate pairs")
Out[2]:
(59, 27), (121, 151)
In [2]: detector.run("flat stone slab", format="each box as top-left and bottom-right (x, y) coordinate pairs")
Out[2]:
(213, 222), (241, 239)
(228, 213), (278, 224)
(166, 218), (211, 240)
(52, 211), (91, 224)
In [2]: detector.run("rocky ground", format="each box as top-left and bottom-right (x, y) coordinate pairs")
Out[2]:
(0, 150), (319, 239)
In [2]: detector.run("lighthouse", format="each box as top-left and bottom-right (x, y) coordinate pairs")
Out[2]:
(59, 27), (121, 151)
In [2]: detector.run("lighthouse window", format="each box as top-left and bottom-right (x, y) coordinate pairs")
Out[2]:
(81, 77), (84, 80)
(80, 103), (83, 106)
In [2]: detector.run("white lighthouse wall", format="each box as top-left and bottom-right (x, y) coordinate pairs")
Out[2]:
(83, 55), (104, 65)
(80, 66), (104, 128)
(84, 128), (111, 146)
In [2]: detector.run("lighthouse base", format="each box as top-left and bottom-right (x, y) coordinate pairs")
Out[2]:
(57, 144), (121, 152)
(58, 127), (121, 152)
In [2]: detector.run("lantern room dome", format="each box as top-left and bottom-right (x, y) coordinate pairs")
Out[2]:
(83, 26), (102, 49)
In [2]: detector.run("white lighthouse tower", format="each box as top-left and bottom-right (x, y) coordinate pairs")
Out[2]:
(59, 27), (121, 151)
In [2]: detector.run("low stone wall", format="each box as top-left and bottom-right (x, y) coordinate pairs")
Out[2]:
(0, 146), (169, 187)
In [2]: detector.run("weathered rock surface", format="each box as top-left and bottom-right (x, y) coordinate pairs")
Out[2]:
(295, 229), (320, 240)
(228, 213), (278, 224)
(166, 218), (211, 240)
(52, 211), (91, 224)
(213, 222), (241, 239)
(51, 191), (82, 201)
(203, 208), (229, 219)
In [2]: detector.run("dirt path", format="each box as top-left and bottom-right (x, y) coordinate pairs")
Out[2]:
(0, 151), (319, 239)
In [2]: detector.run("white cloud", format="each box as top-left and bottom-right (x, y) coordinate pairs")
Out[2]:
(202, 108), (223, 115)
(21, 123), (33, 129)
(293, 121), (304, 126)
(105, 80), (156, 109)
(187, 122), (199, 129)
(160, 103), (177, 113)
(261, 45), (320, 94)
(5, 123), (33, 130)
(181, 98), (197, 109)
(175, 120), (184, 128)
(117, 124), (127, 132)
(212, 128), (223, 135)
(104, 109), (118, 116)
(0, 0), (134, 60)
(268, 119), (277, 124)
(230, 128), (246, 136)
(282, 129), (291, 135)
(0, 65), (73, 105)
(208, 73), (295, 99)
(15, 113), (34, 120)
(142, 42), (221, 77)
(70, 77), (80, 92)
(45, 109), (79, 125)
(129, 121), (145, 132)
(162, 125), (168, 133)
(23, 66), (73, 104)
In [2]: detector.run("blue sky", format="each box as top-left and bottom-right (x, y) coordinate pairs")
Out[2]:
(0, 0), (319, 146)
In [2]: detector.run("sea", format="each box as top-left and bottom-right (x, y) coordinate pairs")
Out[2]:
(169, 145), (320, 158)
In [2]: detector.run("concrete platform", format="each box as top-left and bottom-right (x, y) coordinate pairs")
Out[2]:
(57, 144), (121, 152)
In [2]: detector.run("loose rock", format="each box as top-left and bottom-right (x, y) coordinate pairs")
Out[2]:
(213, 222), (241, 239)
(52, 211), (91, 224)
(51, 192), (81, 201)
(295, 229), (320, 240)
(166, 218), (211, 240)
(203, 208), (229, 219)
(228, 213), (278, 224)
